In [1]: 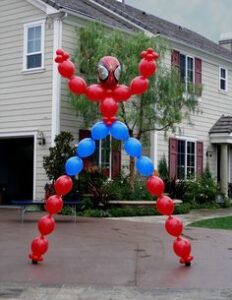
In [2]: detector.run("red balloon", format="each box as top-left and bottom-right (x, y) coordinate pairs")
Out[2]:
(86, 84), (106, 101)
(100, 97), (118, 117)
(56, 49), (64, 56)
(55, 55), (63, 63)
(113, 85), (131, 102)
(130, 76), (149, 95)
(156, 195), (174, 215)
(165, 216), (183, 237)
(146, 175), (164, 196)
(45, 195), (63, 215)
(139, 59), (157, 77)
(68, 77), (87, 95)
(38, 215), (55, 236)
(58, 61), (75, 79)
(173, 237), (191, 260)
(31, 236), (48, 257)
(54, 175), (73, 196)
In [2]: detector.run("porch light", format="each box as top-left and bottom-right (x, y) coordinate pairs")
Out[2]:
(37, 131), (46, 145)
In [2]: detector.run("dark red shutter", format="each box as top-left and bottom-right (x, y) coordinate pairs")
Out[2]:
(171, 50), (180, 70)
(196, 141), (203, 176)
(111, 142), (121, 179)
(79, 129), (92, 170)
(195, 57), (202, 96)
(169, 138), (177, 179)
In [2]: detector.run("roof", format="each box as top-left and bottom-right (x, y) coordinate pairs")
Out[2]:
(42, 0), (232, 61)
(41, 0), (134, 31)
(209, 115), (232, 134)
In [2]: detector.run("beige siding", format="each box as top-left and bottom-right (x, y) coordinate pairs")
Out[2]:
(0, 0), (54, 198)
(155, 41), (232, 179)
(60, 19), (85, 143)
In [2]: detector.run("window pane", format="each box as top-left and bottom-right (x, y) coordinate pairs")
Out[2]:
(187, 57), (193, 83)
(101, 136), (110, 169)
(187, 141), (195, 178)
(91, 141), (99, 166)
(27, 54), (42, 69)
(220, 68), (226, 79)
(27, 26), (41, 53)
(35, 26), (41, 39)
(177, 140), (185, 179)
(220, 79), (226, 90)
(180, 54), (186, 82)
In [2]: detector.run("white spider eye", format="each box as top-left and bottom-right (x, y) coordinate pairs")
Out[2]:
(98, 65), (109, 80)
(114, 65), (121, 81)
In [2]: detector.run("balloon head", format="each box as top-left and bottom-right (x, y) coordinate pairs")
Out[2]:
(98, 56), (121, 88)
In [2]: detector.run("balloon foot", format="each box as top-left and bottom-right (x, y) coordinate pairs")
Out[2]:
(32, 259), (38, 265)
(185, 261), (191, 267)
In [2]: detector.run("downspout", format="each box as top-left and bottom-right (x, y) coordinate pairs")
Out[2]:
(51, 13), (67, 146)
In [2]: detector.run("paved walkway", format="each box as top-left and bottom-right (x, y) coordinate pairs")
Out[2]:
(1, 208), (232, 299)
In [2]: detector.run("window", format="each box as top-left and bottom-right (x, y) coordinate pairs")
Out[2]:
(219, 67), (228, 91)
(171, 50), (202, 95)
(177, 139), (196, 179)
(169, 138), (203, 179)
(180, 54), (194, 90)
(79, 130), (121, 179)
(24, 21), (44, 70)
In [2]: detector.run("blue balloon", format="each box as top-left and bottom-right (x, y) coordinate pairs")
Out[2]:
(65, 156), (83, 176)
(124, 138), (142, 157)
(136, 156), (154, 177)
(109, 121), (129, 141)
(91, 121), (109, 140)
(77, 138), (96, 158)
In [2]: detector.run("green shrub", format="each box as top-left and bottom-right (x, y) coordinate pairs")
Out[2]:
(43, 131), (78, 200)
(174, 203), (191, 214)
(78, 168), (109, 208)
(109, 206), (157, 217)
(81, 209), (110, 217)
(186, 166), (219, 204)
(104, 173), (153, 201)
(158, 154), (169, 181)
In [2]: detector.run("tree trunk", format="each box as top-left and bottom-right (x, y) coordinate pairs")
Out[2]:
(129, 156), (135, 191)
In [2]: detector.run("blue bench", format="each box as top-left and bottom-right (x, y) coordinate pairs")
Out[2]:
(11, 199), (80, 223)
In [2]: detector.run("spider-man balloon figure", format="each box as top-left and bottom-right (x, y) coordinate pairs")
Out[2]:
(55, 48), (158, 125)
(28, 48), (193, 267)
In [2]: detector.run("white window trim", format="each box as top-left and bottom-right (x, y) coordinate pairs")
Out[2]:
(176, 136), (197, 179)
(23, 20), (45, 72)
(219, 66), (228, 93)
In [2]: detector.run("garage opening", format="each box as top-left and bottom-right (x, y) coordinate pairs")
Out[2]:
(0, 137), (34, 204)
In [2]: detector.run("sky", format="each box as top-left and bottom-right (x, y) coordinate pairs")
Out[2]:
(124, 0), (232, 42)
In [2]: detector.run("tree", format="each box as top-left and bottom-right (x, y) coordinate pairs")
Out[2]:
(69, 22), (199, 187)
(43, 132), (76, 181)
(43, 132), (77, 198)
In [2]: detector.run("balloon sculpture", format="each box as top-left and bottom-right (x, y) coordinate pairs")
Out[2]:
(29, 48), (193, 266)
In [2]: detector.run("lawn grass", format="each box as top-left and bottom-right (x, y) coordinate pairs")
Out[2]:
(189, 216), (232, 230)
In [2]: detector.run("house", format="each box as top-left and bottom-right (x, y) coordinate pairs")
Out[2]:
(0, 0), (231, 203)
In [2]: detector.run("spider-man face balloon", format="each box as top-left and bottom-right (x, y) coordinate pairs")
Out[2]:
(98, 56), (121, 89)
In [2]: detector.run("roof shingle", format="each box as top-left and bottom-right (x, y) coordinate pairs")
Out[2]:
(209, 115), (232, 134)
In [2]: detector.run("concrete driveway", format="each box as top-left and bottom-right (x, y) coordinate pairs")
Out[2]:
(0, 209), (232, 299)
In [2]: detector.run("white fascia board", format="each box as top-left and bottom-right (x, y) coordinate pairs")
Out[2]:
(26, 0), (59, 15)
(210, 132), (232, 144)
